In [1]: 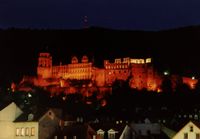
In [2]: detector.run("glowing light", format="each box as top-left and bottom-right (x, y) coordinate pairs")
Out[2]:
(62, 96), (66, 101)
(146, 58), (152, 63)
(28, 93), (32, 98)
(101, 99), (107, 107)
(164, 71), (169, 75)
(157, 88), (161, 93)
(192, 76), (195, 80)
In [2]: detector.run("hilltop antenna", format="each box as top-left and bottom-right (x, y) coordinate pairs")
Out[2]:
(45, 46), (49, 51)
(83, 16), (89, 29)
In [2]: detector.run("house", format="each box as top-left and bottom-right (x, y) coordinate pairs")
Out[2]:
(0, 102), (22, 139)
(55, 123), (96, 139)
(172, 121), (200, 139)
(90, 121), (126, 139)
(14, 108), (62, 139)
(54, 114), (96, 139)
(120, 119), (161, 139)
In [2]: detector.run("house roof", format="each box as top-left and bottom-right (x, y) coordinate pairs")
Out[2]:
(0, 101), (13, 111)
(90, 122), (126, 139)
(56, 123), (96, 139)
(163, 120), (200, 139)
(14, 108), (48, 122)
(14, 107), (62, 122)
(191, 120), (200, 129)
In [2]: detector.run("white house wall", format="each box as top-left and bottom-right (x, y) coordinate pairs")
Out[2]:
(0, 121), (15, 139)
(172, 121), (200, 139)
(14, 122), (39, 139)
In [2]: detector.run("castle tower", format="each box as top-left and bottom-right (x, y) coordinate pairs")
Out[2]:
(37, 53), (52, 79)
(71, 56), (78, 64)
(81, 55), (89, 63)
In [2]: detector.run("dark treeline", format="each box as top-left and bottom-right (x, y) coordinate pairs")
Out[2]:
(0, 26), (200, 86)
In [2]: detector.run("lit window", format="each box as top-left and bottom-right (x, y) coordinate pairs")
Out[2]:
(21, 128), (25, 136)
(25, 128), (29, 136)
(97, 129), (105, 139)
(139, 59), (144, 64)
(16, 128), (21, 136)
(31, 127), (35, 136)
(130, 59), (136, 63)
(108, 129), (116, 139)
(194, 115), (198, 120)
(146, 58), (151, 63)
(93, 135), (96, 139)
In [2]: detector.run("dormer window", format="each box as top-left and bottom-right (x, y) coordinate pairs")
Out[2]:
(108, 129), (117, 139)
(97, 129), (105, 139)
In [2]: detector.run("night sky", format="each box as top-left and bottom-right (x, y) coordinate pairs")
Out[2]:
(1, 0), (200, 30)
(1, 0), (200, 87)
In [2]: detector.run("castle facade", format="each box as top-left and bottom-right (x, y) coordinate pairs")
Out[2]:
(37, 52), (164, 91)
(35, 52), (198, 93)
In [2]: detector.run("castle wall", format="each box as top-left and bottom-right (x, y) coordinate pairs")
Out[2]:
(94, 68), (106, 87)
(36, 53), (197, 92)
(67, 62), (92, 80)
(104, 59), (130, 85)
(183, 77), (198, 89)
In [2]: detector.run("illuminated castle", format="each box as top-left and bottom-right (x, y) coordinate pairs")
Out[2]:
(37, 52), (164, 91)
(33, 52), (199, 94)
(37, 53), (93, 80)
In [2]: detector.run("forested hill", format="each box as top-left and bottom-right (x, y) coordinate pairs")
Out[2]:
(0, 26), (200, 86)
